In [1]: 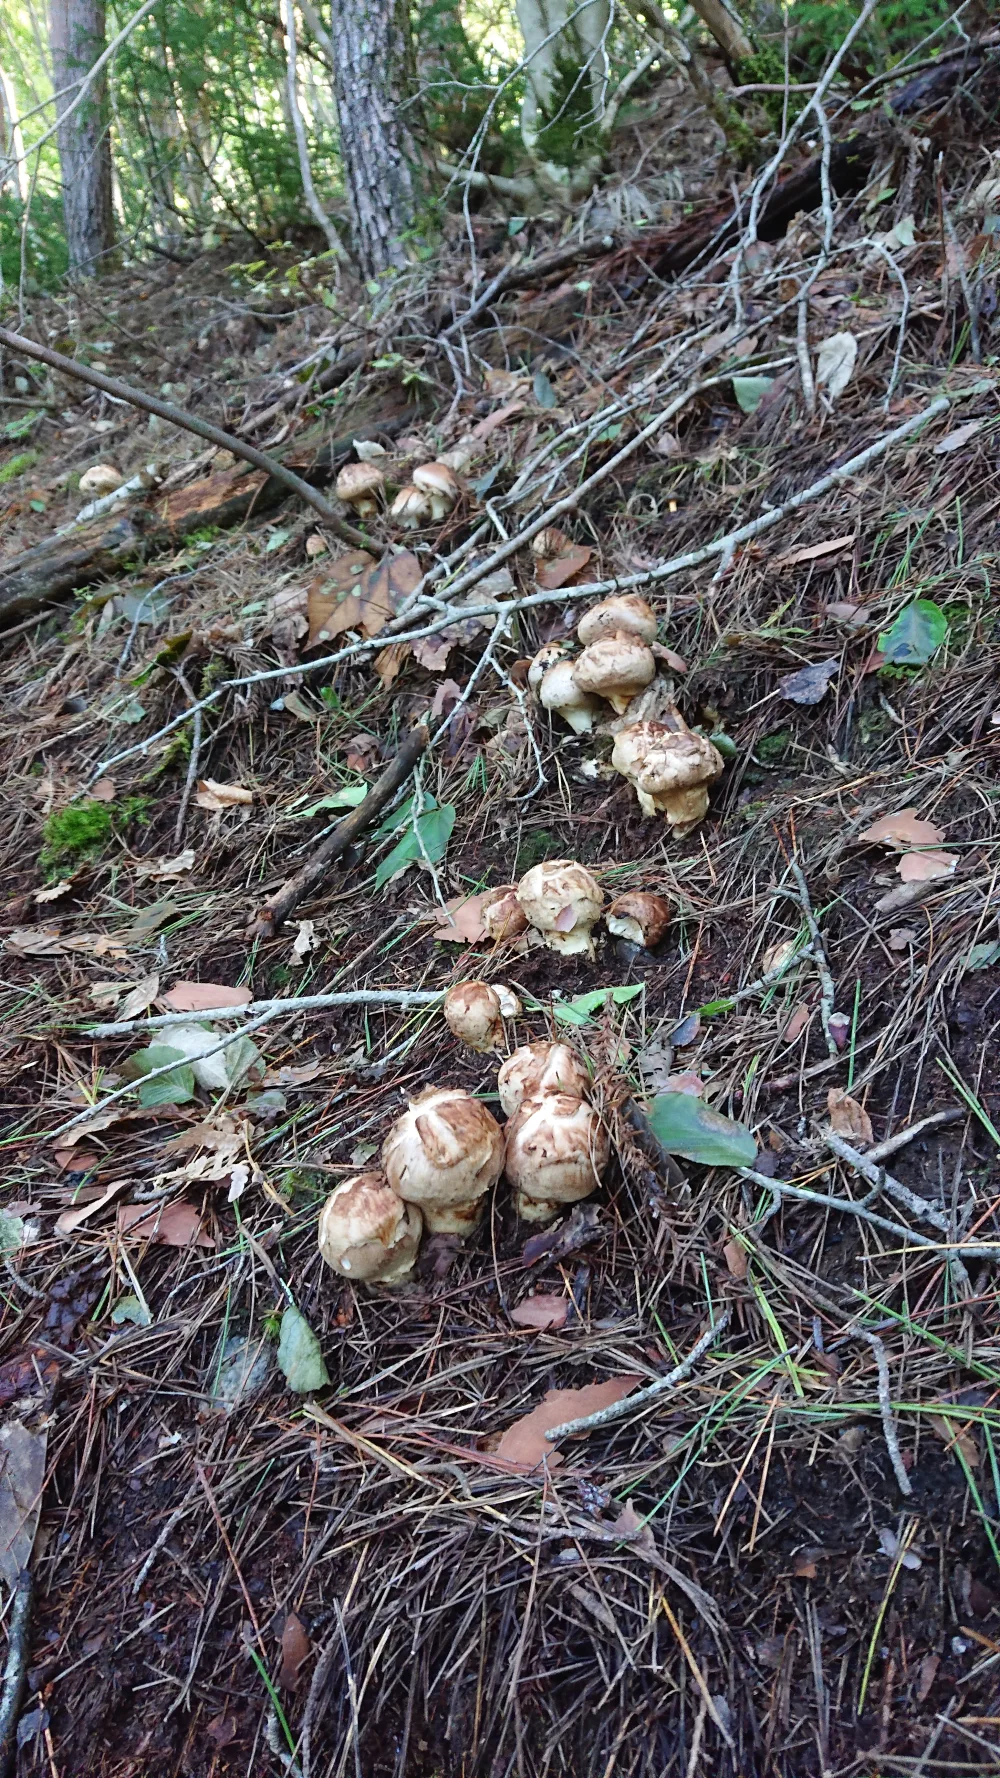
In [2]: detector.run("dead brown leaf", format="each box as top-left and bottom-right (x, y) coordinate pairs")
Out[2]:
(472, 397), (526, 439)
(827, 1089), (873, 1146)
(118, 974), (160, 1021)
(134, 848), (195, 880)
(888, 926), (919, 950)
(162, 981), (253, 1012)
(373, 642), (410, 688)
(930, 1414), (980, 1467)
(429, 890), (493, 944)
(195, 780), (253, 811)
(772, 534), (854, 569)
(306, 550), (376, 644)
(859, 808), (945, 851)
(782, 1003), (812, 1042)
(278, 1613), (311, 1690)
(722, 1239), (748, 1279)
(535, 544), (593, 590)
(90, 777), (117, 802)
(916, 1652), (939, 1703)
(509, 1294), (569, 1331)
(56, 1179), (130, 1236)
(117, 1202), (215, 1248)
(897, 849), (958, 883)
(495, 1375), (639, 1469)
(792, 1550), (819, 1579)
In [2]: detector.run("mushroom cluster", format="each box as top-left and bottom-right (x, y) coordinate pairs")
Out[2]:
(612, 716), (723, 834)
(472, 858), (671, 956)
(334, 455), (462, 531)
(501, 1041), (609, 1221)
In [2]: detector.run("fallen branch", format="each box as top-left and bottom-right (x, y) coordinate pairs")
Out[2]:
(739, 1168), (999, 1260)
(0, 1569), (32, 1778)
(824, 1131), (951, 1234)
(865, 1108), (965, 1164)
(82, 983), (445, 1040)
(0, 323), (368, 548)
(543, 1312), (731, 1442)
(856, 1330), (913, 1497)
(785, 856), (839, 1058)
(246, 723), (431, 937)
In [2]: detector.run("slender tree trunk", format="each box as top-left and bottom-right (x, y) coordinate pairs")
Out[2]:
(0, 68), (28, 201)
(48, 0), (114, 275)
(327, 0), (417, 278)
(514, 0), (610, 195)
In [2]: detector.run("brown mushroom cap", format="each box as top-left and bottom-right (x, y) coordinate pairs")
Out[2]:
(577, 594), (657, 648)
(573, 636), (657, 714)
(516, 860), (604, 957)
(531, 526), (572, 560)
(504, 1093), (610, 1221)
(382, 1086), (504, 1234)
(390, 483), (434, 528)
(336, 462), (385, 516)
(79, 463), (124, 498)
(317, 1171), (422, 1283)
(443, 982), (503, 1052)
(412, 461), (460, 519)
(482, 885), (529, 943)
(611, 720), (724, 830)
(606, 891), (673, 948)
(497, 1041), (592, 1116)
(537, 658), (602, 735)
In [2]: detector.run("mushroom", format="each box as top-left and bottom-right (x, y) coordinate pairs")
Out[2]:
(531, 526), (572, 560)
(382, 1086), (504, 1234)
(390, 483), (434, 529)
(537, 658), (602, 736)
(527, 640), (571, 698)
(317, 1171), (422, 1283)
(412, 461), (460, 521)
(497, 1041), (592, 1116)
(481, 885), (529, 943)
(78, 463), (124, 498)
(611, 719), (724, 832)
(516, 860), (604, 957)
(504, 1092), (610, 1222)
(577, 594), (658, 648)
(444, 981), (520, 1052)
(335, 461), (385, 519)
(606, 891), (673, 948)
(574, 636), (657, 715)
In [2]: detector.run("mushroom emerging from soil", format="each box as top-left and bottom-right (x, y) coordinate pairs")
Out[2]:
(335, 461), (385, 519)
(606, 892), (673, 948)
(531, 526), (572, 560)
(317, 1171), (422, 1283)
(481, 885), (529, 943)
(536, 657), (602, 736)
(444, 981), (520, 1052)
(577, 594), (657, 647)
(498, 1041), (592, 1116)
(504, 1092), (610, 1221)
(390, 483), (434, 529)
(78, 463), (124, 498)
(383, 1086), (505, 1234)
(516, 860), (604, 957)
(611, 719), (724, 832)
(574, 636), (657, 715)
(412, 461), (460, 520)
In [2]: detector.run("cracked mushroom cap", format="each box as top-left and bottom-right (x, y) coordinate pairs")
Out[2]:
(382, 1086), (504, 1235)
(443, 981), (520, 1051)
(412, 461), (460, 519)
(606, 892), (673, 948)
(504, 1092), (610, 1221)
(527, 640), (571, 699)
(317, 1171), (422, 1283)
(577, 594), (657, 648)
(335, 461), (385, 516)
(611, 720), (724, 830)
(537, 658), (602, 736)
(517, 859), (604, 956)
(497, 1041), (592, 1116)
(573, 636), (657, 715)
(390, 483), (434, 529)
(482, 885), (529, 943)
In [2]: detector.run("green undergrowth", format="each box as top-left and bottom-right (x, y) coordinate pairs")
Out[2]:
(40, 796), (150, 879)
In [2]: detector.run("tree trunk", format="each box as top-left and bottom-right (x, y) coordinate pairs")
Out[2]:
(327, 0), (417, 278)
(0, 67), (27, 201)
(515, 0), (610, 193)
(48, 0), (114, 275)
(689, 0), (753, 63)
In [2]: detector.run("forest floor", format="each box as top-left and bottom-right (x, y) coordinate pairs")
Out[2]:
(3, 47), (1000, 1778)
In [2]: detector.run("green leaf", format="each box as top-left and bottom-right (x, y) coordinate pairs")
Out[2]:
(277, 1306), (330, 1393)
(533, 371), (557, 409)
(733, 376), (773, 414)
(132, 1045), (197, 1107)
(264, 528), (290, 553)
(595, 423), (623, 442)
(0, 1210), (25, 1256)
(878, 600), (949, 665)
(967, 940), (1000, 971)
(374, 802), (455, 890)
(649, 1093), (757, 1167)
(3, 414), (37, 440)
(110, 1294), (151, 1327)
(117, 697), (147, 725)
(292, 785), (368, 820)
(551, 984), (644, 1027)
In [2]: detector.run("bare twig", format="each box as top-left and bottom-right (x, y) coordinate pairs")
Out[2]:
(856, 1330), (913, 1496)
(0, 1569), (32, 1778)
(785, 855), (839, 1056)
(824, 1131), (951, 1233)
(544, 1312), (731, 1442)
(172, 668), (203, 849)
(739, 1168), (999, 1260)
(81, 985), (445, 1040)
(865, 1108), (965, 1163)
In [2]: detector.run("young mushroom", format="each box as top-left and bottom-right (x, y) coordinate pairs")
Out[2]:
(504, 1092), (610, 1222)
(78, 463), (124, 498)
(577, 594), (657, 648)
(443, 981), (520, 1053)
(611, 719), (724, 833)
(390, 483), (434, 529)
(498, 1041), (592, 1116)
(317, 1171), (422, 1283)
(481, 885), (529, 943)
(536, 657), (602, 736)
(531, 526), (572, 560)
(527, 641), (571, 697)
(574, 636), (657, 715)
(382, 1086), (504, 1234)
(335, 461), (385, 519)
(517, 860), (604, 957)
(412, 461), (460, 521)
(606, 891), (673, 948)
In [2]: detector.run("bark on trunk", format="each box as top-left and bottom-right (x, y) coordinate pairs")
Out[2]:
(328, 0), (418, 278)
(48, 0), (115, 275)
(689, 0), (753, 63)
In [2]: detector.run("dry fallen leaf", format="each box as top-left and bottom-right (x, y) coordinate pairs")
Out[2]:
(772, 534), (854, 570)
(495, 1375), (639, 1469)
(34, 879), (73, 904)
(897, 850), (958, 883)
(509, 1294), (569, 1331)
(929, 1414), (980, 1468)
(429, 890), (494, 944)
(162, 981), (253, 1012)
(195, 779), (254, 811)
(472, 396), (526, 439)
(782, 1003), (812, 1042)
(0, 1420), (48, 1589)
(859, 809), (945, 851)
(888, 926), (918, 950)
(56, 1179), (130, 1237)
(916, 1652), (939, 1703)
(535, 544), (593, 591)
(278, 1613), (311, 1691)
(290, 919), (317, 964)
(5, 925), (67, 956)
(306, 550), (376, 644)
(90, 777), (117, 803)
(134, 848), (195, 880)
(827, 1088), (873, 1146)
(723, 1239), (748, 1279)
(373, 642), (410, 688)
(117, 1202), (215, 1248)
(792, 1550), (819, 1579)
(118, 974), (160, 1021)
